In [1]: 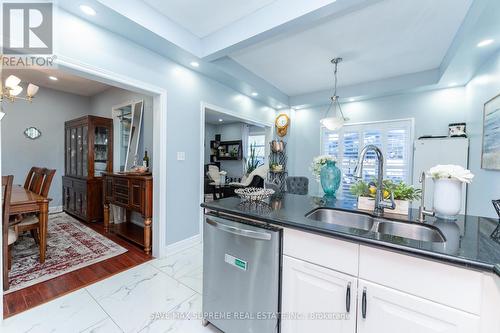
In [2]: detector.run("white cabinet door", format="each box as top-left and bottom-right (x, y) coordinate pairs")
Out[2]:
(281, 255), (356, 333)
(357, 280), (480, 333)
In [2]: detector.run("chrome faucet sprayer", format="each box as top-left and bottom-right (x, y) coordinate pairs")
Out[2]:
(418, 171), (435, 223)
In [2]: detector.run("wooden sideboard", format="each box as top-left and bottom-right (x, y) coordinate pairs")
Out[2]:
(102, 172), (153, 254)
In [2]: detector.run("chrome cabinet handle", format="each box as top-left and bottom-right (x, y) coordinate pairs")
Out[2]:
(206, 218), (272, 241)
(362, 287), (367, 319)
(346, 282), (351, 313)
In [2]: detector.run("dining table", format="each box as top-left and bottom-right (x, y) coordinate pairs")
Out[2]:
(9, 185), (51, 263)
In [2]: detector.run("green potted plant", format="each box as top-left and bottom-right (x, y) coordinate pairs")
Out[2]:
(350, 178), (421, 215)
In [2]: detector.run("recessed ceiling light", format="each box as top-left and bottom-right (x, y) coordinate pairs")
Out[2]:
(80, 5), (96, 16)
(477, 39), (494, 47)
(251, 92), (258, 97)
(218, 118), (223, 122)
(190, 61), (200, 68)
(349, 98), (355, 102)
(49, 76), (58, 81)
(277, 105), (283, 109)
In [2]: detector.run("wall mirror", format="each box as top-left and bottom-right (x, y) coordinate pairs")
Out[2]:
(113, 100), (144, 171)
(24, 127), (42, 140)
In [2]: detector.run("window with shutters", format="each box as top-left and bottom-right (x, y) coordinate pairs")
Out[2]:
(321, 119), (413, 198)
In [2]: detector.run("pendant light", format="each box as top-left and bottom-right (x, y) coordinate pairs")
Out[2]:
(320, 57), (348, 131)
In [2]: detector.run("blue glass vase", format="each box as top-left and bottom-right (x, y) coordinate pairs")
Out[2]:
(320, 160), (341, 197)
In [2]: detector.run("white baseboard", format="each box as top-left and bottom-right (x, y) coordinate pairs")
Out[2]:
(164, 234), (201, 257)
(49, 206), (63, 214)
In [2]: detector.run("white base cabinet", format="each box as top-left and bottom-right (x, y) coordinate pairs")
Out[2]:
(281, 255), (357, 333)
(357, 280), (480, 333)
(281, 228), (488, 333)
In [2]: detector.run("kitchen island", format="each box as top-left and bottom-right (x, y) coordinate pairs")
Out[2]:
(201, 193), (500, 333)
(202, 194), (500, 275)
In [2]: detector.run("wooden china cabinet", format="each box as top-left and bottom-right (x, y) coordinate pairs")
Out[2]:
(63, 116), (113, 223)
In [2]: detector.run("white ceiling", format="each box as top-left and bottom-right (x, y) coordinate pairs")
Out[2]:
(229, 0), (473, 96)
(141, 0), (277, 38)
(205, 108), (245, 125)
(2, 68), (112, 97)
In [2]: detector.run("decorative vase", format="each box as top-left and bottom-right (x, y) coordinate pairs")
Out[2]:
(320, 160), (341, 197)
(433, 178), (462, 218)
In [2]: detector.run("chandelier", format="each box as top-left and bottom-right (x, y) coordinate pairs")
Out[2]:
(320, 57), (348, 131)
(0, 75), (39, 119)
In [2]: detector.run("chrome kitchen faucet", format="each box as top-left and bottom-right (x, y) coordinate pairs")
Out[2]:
(354, 145), (396, 217)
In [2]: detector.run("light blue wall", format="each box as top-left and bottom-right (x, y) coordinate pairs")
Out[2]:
(288, 50), (500, 218)
(464, 51), (500, 218)
(204, 122), (247, 178)
(1, 87), (91, 208)
(54, 9), (275, 245)
(288, 87), (467, 194)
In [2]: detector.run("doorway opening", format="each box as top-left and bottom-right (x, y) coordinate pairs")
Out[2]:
(1, 62), (167, 318)
(199, 103), (274, 234)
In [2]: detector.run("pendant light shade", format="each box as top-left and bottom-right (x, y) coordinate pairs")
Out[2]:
(10, 85), (23, 97)
(320, 117), (345, 131)
(1, 75), (39, 107)
(27, 83), (40, 97)
(5, 75), (21, 89)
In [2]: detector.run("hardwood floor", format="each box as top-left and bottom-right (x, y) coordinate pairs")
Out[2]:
(3, 220), (152, 318)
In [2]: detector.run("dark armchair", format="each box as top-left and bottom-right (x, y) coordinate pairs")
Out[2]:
(286, 176), (309, 195)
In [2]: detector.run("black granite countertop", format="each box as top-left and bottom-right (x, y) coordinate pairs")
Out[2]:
(201, 194), (500, 277)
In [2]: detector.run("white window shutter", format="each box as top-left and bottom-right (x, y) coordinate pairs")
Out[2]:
(321, 119), (413, 197)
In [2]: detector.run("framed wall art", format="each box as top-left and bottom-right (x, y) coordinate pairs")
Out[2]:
(482, 93), (500, 170)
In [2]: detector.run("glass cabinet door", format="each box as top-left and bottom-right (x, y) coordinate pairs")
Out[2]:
(70, 127), (77, 176)
(77, 126), (83, 177)
(94, 126), (109, 177)
(82, 126), (88, 177)
(66, 128), (71, 175)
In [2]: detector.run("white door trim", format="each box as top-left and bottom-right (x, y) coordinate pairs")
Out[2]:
(1, 55), (168, 320)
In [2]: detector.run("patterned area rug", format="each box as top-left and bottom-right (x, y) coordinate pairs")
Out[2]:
(6, 213), (127, 293)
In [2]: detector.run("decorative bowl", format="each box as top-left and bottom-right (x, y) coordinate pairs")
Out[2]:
(234, 187), (275, 201)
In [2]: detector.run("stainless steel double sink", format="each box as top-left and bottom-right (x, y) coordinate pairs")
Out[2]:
(306, 208), (445, 243)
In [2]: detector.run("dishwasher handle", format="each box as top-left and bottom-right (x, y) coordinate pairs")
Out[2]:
(206, 218), (272, 241)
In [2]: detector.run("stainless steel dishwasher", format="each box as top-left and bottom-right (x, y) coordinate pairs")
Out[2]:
(203, 213), (281, 333)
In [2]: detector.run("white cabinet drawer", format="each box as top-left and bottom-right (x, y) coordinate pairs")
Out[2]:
(359, 245), (483, 315)
(283, 228), (359, 276)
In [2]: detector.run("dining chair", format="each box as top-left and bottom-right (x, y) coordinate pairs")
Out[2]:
(15, 168), (56, 244)
(13, 167), (46, 224)
(24, 167), (46, 194)
(3, 175), (15, 291)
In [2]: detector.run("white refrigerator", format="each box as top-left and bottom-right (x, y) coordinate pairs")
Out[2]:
(412, 137), (469, 214)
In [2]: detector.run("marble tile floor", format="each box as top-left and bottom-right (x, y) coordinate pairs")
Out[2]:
(1, 243), (221, 333)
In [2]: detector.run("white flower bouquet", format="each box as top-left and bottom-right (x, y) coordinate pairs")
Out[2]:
(310, 155), (337, 182)
(428, 164), (474, 184)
